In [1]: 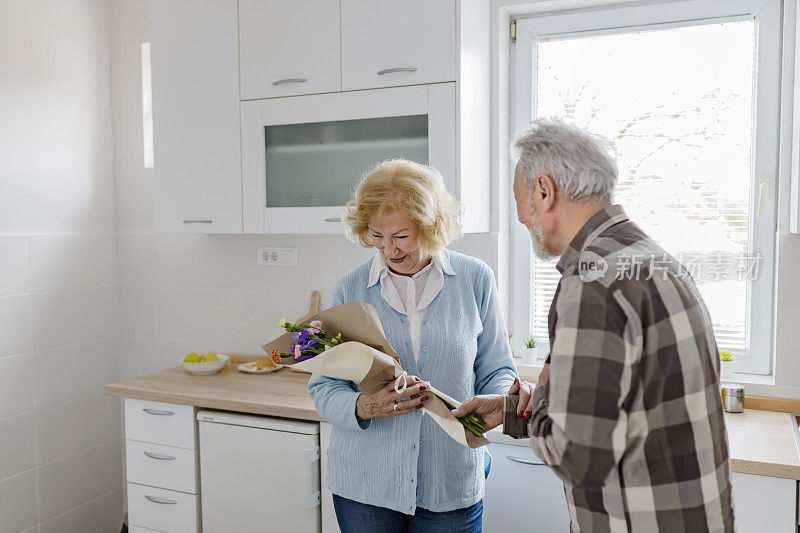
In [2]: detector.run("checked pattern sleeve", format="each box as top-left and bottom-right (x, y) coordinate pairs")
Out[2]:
(526, 274), (640, 489)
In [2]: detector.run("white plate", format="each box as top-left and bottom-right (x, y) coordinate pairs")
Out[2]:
(238, 361), (283, 374)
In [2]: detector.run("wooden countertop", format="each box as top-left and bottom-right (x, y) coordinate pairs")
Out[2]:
(726, 409), (800, 480)
(106, 356), (320, 422)
(107, 361), (800, 480)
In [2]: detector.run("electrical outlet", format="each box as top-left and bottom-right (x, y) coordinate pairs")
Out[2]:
(257, 247), (297, 266)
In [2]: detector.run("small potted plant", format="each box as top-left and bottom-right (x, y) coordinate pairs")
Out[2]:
(719, 350), (734, 380)
(523, 335), (538, 361)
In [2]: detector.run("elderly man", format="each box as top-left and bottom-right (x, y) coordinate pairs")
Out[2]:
(454, 119), (734, 532)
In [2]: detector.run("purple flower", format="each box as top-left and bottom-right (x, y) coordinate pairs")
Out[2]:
(295, 353), (315, 362)
(301, 338), (319, 350)
(293, 345), (301, 357)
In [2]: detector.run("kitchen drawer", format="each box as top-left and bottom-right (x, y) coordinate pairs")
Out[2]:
(129, 527), (163, 533)
(125, 399), (196, 449)
(128, 482), (199, 533)
(126, 440), (197, 494)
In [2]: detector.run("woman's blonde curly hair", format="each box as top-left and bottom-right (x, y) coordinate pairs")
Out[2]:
(343, 159), (462, 254)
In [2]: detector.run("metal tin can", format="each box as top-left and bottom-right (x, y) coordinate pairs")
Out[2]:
(721, 383), (744, 413)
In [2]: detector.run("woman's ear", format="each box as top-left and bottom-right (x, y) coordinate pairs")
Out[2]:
(536, 174), (556, 211)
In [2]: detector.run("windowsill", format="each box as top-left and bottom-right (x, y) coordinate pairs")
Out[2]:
(723, 371), (775, 386)
(516, 360), (545, 381)
(516, 361), (776, 386)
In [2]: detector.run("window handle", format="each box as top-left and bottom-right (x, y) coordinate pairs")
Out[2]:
(377, 67), (418, 76)
(757, 175), (770, 219)
(272, 78), (308, 86)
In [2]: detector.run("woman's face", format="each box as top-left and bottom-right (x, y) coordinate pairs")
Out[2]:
(369, 210), (430, 276)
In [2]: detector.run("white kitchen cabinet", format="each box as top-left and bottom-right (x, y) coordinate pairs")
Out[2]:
(150, 0), (243, 234)
(238, 0), (341, 100)
(340, 0), (456, 91)
(730, 472), (797, 532)
(483, 443), (571, 532)
(198, 411), (321, 533)
(241, 84), (457, 233)
(124, 399), (201, 533)
(149, 0), (490, 234)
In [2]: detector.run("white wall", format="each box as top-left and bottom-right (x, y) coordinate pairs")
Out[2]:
(0, 1), (123, 532)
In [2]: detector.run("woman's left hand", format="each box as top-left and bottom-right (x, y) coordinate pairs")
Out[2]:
(509, 377), (536, 421)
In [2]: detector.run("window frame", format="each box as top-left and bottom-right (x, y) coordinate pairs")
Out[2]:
(510, 0), (780, 374)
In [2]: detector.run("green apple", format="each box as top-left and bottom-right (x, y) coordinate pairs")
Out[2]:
(184, 353), (200, 363)
(200, 352), (218, 362)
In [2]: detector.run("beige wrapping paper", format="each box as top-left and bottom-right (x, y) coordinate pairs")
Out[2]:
(262, 302), (489, 448)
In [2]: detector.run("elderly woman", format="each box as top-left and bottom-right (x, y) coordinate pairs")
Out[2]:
(307, 159), (517, 532)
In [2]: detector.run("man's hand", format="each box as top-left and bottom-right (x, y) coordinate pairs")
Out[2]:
(450, 394), (504, 431)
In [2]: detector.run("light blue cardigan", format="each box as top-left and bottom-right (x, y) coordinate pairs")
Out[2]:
(307, 249), (517, 515)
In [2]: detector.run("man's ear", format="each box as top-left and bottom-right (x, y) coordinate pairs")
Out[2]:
(536, 174), (556, 211)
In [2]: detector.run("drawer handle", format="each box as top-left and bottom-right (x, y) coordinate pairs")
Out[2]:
(272, 78), (308, 86)
(182, 219), (212, 224)
(142, 408), (175, 416)
(506, 455), (545, 466)
(145, 495), (178, 505)
(324, 218), (342, 223)
(144, 451), (176, 461)
(377, 67), (418, 76)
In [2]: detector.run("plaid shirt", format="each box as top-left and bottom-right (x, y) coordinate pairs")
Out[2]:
(505, 205), (733, 532)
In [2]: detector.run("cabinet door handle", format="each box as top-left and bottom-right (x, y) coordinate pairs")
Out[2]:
(143, 451), (176, 461)
(303, 446), (321, 510)
(142, 408), (175, 416)
(272, 78), (308, 86)
(506, 455), (545, 466)
(324, 218), (342, 223)
(377, 67), (418, 76)
(145, 495), (178, 505)
(182, 219), (212, 224)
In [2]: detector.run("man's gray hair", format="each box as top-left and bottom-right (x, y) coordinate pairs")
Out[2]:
(511, 118), (618, 202)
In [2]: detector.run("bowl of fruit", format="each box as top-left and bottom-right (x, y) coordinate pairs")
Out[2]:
(182, 352), (229, 375)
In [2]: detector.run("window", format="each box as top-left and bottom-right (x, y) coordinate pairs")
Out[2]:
(511, 0), (779, 374)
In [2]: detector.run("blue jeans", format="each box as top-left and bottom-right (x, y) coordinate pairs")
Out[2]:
(333, 494), (482, 533)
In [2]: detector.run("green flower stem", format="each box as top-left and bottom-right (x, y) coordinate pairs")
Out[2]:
(440, 399), (487, 437)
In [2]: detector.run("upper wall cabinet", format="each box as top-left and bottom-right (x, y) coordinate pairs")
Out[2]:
(149, 0), (490, 234)
(150, 0), (242, 233)
(239, 0), (341, 100)
(340, 0), (456, 91)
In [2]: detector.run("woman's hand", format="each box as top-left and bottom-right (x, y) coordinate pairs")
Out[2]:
(510, 376), (536, 420)
(355, 376), (430, 420)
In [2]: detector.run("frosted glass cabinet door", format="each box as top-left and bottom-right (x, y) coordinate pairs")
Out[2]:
(239, 0), (341, 99)
(265, 115), (428, 208)
(340, 0), (456, 91)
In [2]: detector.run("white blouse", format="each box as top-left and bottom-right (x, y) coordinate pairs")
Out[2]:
(367, 252), (455, 360)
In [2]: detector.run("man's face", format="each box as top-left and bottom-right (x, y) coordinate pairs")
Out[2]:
(513, 163), (557, 260)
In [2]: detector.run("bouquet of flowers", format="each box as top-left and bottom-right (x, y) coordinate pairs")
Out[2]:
(270, 319), (344, 363)
(262, 303), (490, 447)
